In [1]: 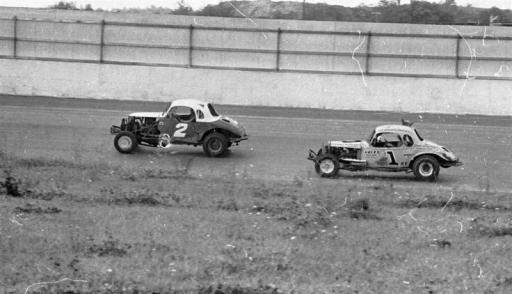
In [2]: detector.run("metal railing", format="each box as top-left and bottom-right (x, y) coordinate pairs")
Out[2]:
(1, 16), (511, 80)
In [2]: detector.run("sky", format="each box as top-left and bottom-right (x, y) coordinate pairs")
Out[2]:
(0, 0), (511, 11)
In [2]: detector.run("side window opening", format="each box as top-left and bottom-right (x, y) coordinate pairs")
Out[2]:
(207, 103), (219, 117)
(196, 109), (204, 119)
(368, 129), (376, 143)
(391, 134), (403, 147)
(403, 134), (414, 147)
(171, 106), (195, 123)
(414, 129), (424, 141)
(373, 133), (403, 148)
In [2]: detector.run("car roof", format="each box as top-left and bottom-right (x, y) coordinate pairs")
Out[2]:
(375, 124), (416, 133)
(171, 99), (210, 109)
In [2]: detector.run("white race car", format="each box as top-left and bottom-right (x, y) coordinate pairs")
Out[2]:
(307, 121), (462, 181)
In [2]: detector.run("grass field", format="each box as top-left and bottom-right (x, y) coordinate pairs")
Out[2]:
(1, 150), (512, 294)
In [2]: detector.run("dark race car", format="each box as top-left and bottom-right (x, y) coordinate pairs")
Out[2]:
(110, 99), (248, 157)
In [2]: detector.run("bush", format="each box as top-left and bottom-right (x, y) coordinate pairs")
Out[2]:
(2, 169), (22, 197)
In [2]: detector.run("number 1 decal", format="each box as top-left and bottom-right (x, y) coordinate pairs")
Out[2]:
(386, 151), (398, 165)
(173, 123), (188, 137)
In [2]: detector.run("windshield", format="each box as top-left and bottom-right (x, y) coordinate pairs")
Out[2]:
(414, 129), (424, 141)
(162, 102), (172, 115)
(367, 129), (376, 143)
(207, 103), (219, 117)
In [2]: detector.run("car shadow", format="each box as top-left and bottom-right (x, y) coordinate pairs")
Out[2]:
(333, 171), (459, 184)
(132, 145), (251, 159)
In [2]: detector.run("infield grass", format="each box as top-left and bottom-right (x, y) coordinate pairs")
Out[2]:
(1, 151), (512, 294)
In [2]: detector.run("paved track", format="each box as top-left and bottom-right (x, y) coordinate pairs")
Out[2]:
(0, 96), (510, 193)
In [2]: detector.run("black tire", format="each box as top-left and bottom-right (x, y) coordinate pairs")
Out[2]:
(114, 131), (138, 154)
(314, 154), (339, 177)
(412, 155), (440, 181)
(203, 132), (228, 157)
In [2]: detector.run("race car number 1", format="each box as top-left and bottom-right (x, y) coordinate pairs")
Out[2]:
(173, 123), (188, 137)
(386, 151), (398, 165)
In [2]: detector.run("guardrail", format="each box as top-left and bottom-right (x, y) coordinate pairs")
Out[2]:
(0, 16), (511, 80)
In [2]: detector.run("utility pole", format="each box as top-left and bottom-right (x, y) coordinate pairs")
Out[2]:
(410, 0), (414, 22)
(302, 0), (305, 20)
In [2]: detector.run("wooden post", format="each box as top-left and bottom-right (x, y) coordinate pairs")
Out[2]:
(188, 25), (194, 68)
(365, 31), (372, 75)
(276, 28), (282, 71)
(455, 35), (461, 78)
(12, 16), (17, 58)
(99, 20), (105, 63)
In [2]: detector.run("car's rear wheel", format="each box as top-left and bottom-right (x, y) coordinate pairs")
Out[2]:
(412, 155), (440, 181)
(114, 131), (138, 154)
(203, 132), (228, 157)
(315, 154), (339, 177)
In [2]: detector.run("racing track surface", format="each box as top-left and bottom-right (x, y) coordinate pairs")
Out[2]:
(0, 95), (511, 194)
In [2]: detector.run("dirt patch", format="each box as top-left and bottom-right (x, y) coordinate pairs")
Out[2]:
(347, 198), (381, 220)
(199, 284), (281, 294)
(216, 198), (239, 211)
(395, 195), (509, 211)
(251, 197), (381, 228)
(468, 217), (512, 238)
(429, 239), (452, 248)
(14, 203), (61, 214)
(106, 190), (166, 206)
(469, 223), (512, 238)
(88, 239), (131, 258)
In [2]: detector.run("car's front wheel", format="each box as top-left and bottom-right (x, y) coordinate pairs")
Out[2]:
(114, 131), (138, 154)
(203, 132), (228, 157)
(412, 155), (440, 181)
(315, 154), (339, 177)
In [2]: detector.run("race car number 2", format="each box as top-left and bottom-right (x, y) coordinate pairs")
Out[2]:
(173, 123), (188, 137)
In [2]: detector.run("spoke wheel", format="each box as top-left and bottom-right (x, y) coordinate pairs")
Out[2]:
(203, 132), (228, 157)
(419, 161), (434, 177)
(413, 155), (440, 181)
(208, 138), (223, 153)
(315, 154), (339, 177)
(114, 131), (138, 154)
(320, 158), (336, 174)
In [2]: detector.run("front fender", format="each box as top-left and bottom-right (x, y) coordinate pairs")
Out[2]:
(198, 120), (247, 141)
(410, 152), (461, 168)
(307, 149), (320, 163)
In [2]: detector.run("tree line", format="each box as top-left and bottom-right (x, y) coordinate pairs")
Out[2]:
(49, 0), (512, 26)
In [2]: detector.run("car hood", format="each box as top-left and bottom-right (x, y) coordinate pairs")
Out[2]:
(328, 140), (369, 149)
(418, 140), (460, 162)
(210, 116), (247, 137)
(129, 112), (164, 118)
(421, 140), (443, 149)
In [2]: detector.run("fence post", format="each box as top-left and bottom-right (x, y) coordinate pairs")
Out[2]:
(276, 28), (282, 71)
(455, 34), (460, 78)
(12, 16), (17, 58)
(365, 31), (372, 75)
(188, 25), (194, 68)
(99, 20), (105, 63)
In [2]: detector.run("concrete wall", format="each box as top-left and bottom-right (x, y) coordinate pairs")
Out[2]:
(2, 58), (511, 115)
(0, 7), (511, 115)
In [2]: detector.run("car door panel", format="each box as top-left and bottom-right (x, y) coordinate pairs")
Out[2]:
(365, 132), (408, 168)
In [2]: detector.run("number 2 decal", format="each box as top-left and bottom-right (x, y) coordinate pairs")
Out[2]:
(173, 123), (188, 137)
(386, 151), (398, 165)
